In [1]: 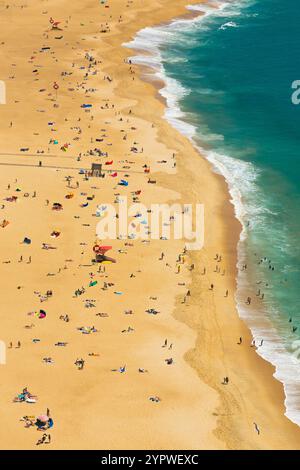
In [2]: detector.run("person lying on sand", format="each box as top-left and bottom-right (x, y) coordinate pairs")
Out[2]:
(13, 388), (37, 403)
(36, 433), (51, 445)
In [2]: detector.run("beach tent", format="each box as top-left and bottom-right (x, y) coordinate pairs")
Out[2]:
(38, 310), (47, 319)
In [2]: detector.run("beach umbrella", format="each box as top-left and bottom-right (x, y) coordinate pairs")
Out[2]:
(37, 414), (49, 423)
(53, 81), (59, 100)
(99, 245), (112, 253)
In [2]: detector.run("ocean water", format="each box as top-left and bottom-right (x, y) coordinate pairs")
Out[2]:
(125, 0), (300, 425)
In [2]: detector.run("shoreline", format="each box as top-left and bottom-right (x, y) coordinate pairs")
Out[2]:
(120, 0), (300, 447)
(0, 0), (299, 450)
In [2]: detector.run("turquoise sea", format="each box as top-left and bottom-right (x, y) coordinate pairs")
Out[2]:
(126, 0), (300, 424)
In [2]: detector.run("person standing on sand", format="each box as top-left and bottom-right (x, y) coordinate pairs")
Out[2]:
(253, 422), (260, 435)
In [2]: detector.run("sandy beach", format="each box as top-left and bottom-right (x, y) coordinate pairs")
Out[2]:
(0, 0), (300, 450)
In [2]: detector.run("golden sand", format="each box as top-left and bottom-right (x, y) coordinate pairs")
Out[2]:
(0, 0), (299, 450)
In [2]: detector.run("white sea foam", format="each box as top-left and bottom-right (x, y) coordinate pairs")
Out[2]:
(124, 0), (300, 426)
(219, 21), (239, 29)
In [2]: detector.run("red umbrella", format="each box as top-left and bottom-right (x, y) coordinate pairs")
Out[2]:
(37, 415), (49, 423)
(99, 245), (112, 254)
